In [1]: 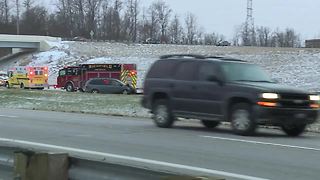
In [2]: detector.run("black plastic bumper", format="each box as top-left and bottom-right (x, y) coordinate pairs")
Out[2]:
(254, 105), (319, 125)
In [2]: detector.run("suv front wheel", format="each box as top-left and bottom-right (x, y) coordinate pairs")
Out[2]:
(152, 99), (174, 128)
(230, 103), (257, 136)
(201, 120), (220, 128)
(281, 124), (306, 137)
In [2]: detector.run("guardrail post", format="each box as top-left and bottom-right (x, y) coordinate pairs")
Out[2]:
(14, 151), (68, 180)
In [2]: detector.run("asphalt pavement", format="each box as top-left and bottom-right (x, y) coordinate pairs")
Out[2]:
(0, 108), (319, 180)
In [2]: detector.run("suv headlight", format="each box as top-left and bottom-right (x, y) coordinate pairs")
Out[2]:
(261, 93), (279, 99)
(309, 95), (320, 101)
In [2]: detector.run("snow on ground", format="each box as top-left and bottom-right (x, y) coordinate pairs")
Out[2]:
(45, 40), (71, 49)
(9, 41), (320, 91)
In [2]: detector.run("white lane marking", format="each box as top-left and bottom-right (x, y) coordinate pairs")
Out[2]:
(201, 136), (320, 152)
(0, 137), (269, 180)
(0, 115), (18, 118)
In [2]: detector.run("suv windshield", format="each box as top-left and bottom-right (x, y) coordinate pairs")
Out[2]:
(222, 63), (272, 82)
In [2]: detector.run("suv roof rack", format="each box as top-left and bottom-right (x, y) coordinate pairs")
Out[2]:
(206, 56), (225, 59)
(218, 58), (247, 62)
(160, 54), (206, 60)
(206, 56), (246, 62)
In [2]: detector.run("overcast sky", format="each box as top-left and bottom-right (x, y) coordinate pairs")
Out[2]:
(41, 0), (320, 41)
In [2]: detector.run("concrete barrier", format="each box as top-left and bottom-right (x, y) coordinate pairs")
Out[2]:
(14, 152), (68, 180)
(0, 146), (225, 180)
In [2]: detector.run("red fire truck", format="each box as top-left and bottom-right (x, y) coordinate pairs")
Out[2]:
(56, 64), (137, 92)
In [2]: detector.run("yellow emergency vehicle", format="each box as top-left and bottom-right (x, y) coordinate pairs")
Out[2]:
(6, 66), (49, 89)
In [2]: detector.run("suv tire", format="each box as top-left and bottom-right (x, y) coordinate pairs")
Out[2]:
(281, 124), (306, 137)
(122, 90), (128, 95)
(230, 103), (257, 136)
(92, 89), (99, 93)
(152, 99), (174, 128)
(201, 120), (220, 128)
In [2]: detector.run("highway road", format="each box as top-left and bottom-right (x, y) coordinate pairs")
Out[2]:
(0, 108), (319, 180)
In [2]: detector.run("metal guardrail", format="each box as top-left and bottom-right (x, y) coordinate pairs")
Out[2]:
(0, 146), (224, 180)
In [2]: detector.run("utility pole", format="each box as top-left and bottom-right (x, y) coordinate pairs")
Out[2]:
(16, 0), (20, 35)
(244, 0), (255, 46)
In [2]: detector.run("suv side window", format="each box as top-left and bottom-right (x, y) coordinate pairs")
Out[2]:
(103, 79), (111, 85)
(147, 60), (178, 78)
(90, 79), (103, 85)
(198, 62), (218, 81)
(174, 61), (198, 81)
(110, 80), (121, 86)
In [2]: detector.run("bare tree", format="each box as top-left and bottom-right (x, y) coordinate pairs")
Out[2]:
(148, 3), (159, 41)
(269, 28), (300, 48)
(139, 7), (152, 42)
(204, 32), (225, 45)
(168, 14), (183, 44)
(232, 25), (242, 46)
(113, 0), (123, 40)
(0, 0), (10, 24)
(101, 0), (123, 40)
(196, 27), (204, 45)
(256, 26), (271, 47)
(152, 0), (171, 43)
(23, 0), (33, 11)
(185, 12), (197, 44)
(73, 0), (86, 36)
(56, 0), (75, 37)
(16, 0), (20, 34)
(284, 28), (300, 47)
(124, 0), (139, 42)
(86, 0), (103, 37)
(241, 22), (257, 46)
(21, 6), (48, 35)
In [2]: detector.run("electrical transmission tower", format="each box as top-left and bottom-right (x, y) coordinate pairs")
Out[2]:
(244, 0), (255, 46)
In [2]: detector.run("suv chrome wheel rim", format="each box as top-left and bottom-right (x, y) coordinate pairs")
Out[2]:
(232, 110), (250, 131)
(155, 105), (168, 123)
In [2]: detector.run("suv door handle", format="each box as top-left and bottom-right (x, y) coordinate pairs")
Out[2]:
(169, 84), (175, 88)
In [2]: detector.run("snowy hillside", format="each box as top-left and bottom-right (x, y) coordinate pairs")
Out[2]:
(16, 41), (320, 91)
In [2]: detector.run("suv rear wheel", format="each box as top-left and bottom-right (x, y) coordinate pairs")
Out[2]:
(201, 120), (220, 128)
(91, 89), (99, 93)
(122, 90), (128, 95)
(152, 99), (174, 128)
(230, 103), (257, 136)
(281, 124), (306, 137)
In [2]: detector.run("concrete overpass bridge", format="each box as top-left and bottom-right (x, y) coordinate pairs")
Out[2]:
(0, 34), (61, 58)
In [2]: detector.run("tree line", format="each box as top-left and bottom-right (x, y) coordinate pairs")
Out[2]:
(234, 24), (301, 48)
(0, 0), (301, 47)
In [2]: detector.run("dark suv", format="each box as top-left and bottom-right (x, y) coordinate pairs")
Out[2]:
(142, 54), (319, 136)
